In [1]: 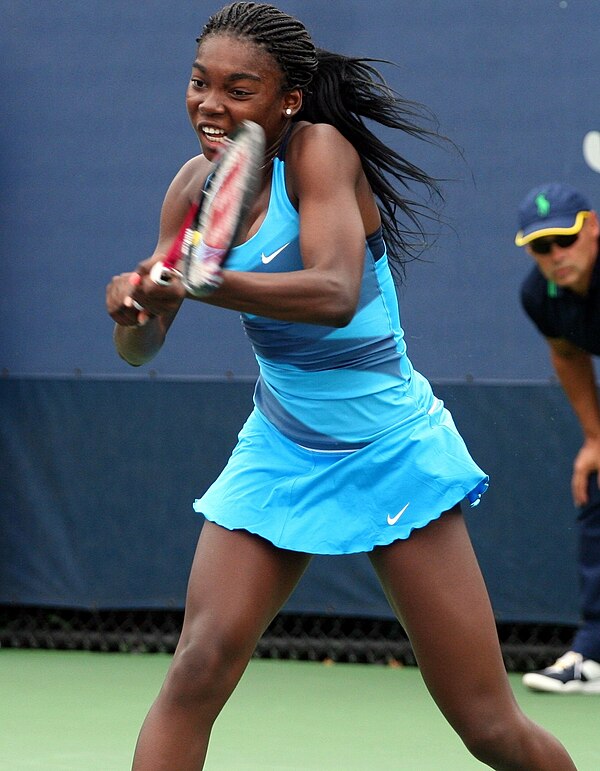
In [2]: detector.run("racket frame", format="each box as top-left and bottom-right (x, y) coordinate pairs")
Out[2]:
(150, 120), (265, 295)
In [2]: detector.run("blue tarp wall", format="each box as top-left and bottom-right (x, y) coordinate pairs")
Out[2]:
(2, 1), (600, 623)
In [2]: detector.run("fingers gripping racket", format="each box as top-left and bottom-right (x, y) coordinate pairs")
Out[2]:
(150, 120), (265, 296)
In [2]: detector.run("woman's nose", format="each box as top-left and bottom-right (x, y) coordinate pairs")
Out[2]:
(198, 90), (224, 114)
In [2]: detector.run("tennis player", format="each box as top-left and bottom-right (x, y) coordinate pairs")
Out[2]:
(106, 3), (576, 768)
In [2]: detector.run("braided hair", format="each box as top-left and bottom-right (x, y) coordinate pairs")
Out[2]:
(199, 1), (317, 90)
(199, 2), (445, 275)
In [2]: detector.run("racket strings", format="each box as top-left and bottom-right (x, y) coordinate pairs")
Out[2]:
(202, 157), (252, 248)
(161, 203), (200, 271)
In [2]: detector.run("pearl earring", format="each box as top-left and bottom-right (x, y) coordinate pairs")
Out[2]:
(285, 108), (292, 116)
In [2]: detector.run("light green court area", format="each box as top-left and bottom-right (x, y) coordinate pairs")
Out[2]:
(1, 649), (598, 770)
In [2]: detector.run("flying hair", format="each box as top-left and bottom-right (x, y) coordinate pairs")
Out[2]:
(198, 2), (446, 277)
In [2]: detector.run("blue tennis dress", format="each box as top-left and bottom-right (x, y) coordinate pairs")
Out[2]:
(193, 153), (488, 554)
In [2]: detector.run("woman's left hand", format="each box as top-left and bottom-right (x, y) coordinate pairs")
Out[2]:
(129, 257), (187, 319)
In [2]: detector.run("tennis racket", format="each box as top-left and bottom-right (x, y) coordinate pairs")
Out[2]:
(150, 120), (265, 296)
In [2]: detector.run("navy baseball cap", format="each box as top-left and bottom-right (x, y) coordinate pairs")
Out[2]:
(515, 182), (591, 246)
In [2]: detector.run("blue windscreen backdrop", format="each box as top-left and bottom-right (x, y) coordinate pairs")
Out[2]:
(2, 1), (599, 622)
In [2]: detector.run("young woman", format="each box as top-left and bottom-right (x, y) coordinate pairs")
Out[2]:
(106, 3), (576, 769)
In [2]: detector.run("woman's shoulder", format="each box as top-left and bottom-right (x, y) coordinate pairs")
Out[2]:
(286, 121), (362, 176)
(284, 121), (378, 228)
(166, 153), (213, 203)
(288, 121), (355, 152)
(176, 153), (212, 186)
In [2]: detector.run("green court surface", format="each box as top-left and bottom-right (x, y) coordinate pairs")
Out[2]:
(1, 649), (598, 770)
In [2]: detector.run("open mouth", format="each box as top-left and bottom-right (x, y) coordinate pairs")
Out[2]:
(200, 126), (228, 144)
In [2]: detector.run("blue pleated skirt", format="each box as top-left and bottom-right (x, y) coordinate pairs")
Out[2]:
(193, 394), (488, 555)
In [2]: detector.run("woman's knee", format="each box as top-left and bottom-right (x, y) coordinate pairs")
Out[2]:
(457, 707), (526, 766)
(162, 626), (251, 710)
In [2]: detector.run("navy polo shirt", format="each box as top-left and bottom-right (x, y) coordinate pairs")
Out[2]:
(520, 244), (600, 355)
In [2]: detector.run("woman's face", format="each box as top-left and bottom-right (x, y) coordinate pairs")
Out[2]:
(187, 33), (299, 161)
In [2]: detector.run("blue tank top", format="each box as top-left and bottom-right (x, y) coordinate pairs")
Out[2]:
(225, 154), (425, 450)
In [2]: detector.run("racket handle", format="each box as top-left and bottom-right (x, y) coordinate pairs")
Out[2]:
(150, 261), (183, 286)
(183, 241), (225, 297)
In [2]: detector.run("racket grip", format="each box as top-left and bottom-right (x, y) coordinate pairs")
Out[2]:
(183, 243), (226, 297)
(150, 261), (183, 286)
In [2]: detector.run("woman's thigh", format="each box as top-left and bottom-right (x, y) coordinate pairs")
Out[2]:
(368, 508), (517, 729)
(179, 521), (311, 657)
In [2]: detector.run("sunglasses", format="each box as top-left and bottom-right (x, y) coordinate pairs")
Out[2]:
(529, 232), (580, 255)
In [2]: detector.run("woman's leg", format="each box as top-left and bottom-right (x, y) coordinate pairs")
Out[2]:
(369, 507), (576, 770)
(132, 521), (311, 771)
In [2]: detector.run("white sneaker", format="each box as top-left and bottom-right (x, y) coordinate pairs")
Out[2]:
(522, 651), (600, 693)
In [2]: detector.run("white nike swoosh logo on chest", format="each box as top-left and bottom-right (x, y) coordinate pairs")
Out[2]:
(261, 243), (290, 264)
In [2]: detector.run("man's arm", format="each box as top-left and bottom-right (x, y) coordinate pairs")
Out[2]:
(548, 336), (600, 505)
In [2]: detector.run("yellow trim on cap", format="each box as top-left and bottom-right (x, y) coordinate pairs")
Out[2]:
(515, 210), (590, 246)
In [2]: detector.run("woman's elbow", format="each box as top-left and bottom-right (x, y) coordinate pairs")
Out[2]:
(321, 286), (358, 327)
(330, 306), (355, 327)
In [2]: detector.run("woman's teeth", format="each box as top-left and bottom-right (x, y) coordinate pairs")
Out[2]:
(202, 127), (226, 143)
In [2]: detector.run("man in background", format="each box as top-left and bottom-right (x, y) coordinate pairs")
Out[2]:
(516, 181), (600, 692)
